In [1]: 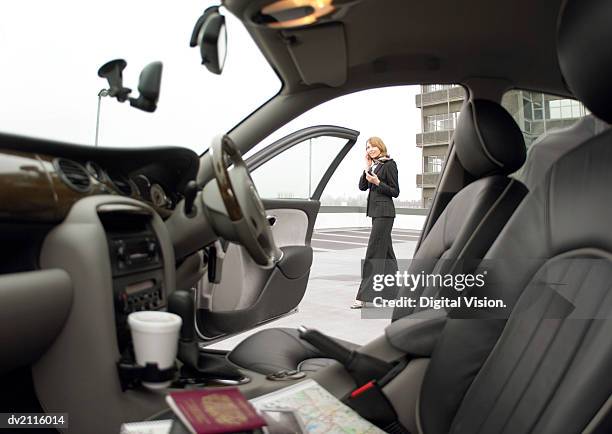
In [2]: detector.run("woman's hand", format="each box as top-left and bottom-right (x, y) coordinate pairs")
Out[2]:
(365, 171), (380, 186)
(364, 152), (373, 170)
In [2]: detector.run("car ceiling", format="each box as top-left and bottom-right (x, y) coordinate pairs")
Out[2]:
(223, 0), (570, 151)
(225, 0), (568, 94)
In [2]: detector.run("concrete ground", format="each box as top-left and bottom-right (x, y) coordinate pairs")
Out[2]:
(209, 227), (420, 350)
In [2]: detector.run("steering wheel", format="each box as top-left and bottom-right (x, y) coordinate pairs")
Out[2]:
(208, 135), (282, 267)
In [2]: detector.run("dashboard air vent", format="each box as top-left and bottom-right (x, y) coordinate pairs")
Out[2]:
(54, 158), (91, 192)
(109, 173), (134, 196)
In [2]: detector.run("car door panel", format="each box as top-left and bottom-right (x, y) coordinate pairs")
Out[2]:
(196, 200), (320, 340)
(197, 245), (313, 338)
(263, 198), (321, 246)
(267, 208), (309, 246)
(196, 126), (358, 342)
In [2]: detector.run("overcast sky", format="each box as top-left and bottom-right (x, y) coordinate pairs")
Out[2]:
(0, 0), (424, 202)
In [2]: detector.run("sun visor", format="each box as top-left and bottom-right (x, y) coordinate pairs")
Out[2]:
(283, 23), (347, 87)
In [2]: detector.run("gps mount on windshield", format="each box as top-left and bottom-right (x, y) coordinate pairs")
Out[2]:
(97, 58), (163, 113)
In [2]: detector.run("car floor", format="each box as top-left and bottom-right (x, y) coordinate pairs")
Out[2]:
(208, 227), (420, 350)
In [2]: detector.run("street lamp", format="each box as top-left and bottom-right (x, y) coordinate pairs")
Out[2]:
(95, 88), (110, 147)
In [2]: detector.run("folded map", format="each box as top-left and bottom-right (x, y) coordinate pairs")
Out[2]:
(250, 380), (385, 434)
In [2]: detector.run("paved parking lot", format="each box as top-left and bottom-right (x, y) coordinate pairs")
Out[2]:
(312, 227), (421, 252)
(209, 227), (421, 350)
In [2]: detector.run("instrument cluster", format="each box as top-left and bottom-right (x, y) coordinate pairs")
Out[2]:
(79, 160), (176, 209)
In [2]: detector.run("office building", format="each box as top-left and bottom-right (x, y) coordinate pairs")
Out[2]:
(416, 85), (588, 207)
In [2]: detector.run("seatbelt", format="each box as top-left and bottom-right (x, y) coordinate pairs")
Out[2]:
(343, 357), (412, 434)
(298, 326), (413, 432)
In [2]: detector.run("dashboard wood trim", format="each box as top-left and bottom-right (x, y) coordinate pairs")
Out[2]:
(0, 150), (57, 222)
(0, 149), (174, 222)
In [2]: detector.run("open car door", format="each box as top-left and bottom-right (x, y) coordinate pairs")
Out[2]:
(196, 125), (359, 341)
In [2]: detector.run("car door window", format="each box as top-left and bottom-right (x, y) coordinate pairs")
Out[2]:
(250, 136), (349, 199)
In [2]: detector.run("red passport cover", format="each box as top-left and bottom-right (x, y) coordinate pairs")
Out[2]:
(166, 388), (266, 434)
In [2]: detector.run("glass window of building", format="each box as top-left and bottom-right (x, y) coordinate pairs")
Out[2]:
(424, 156), (444, 173)
(424, 112), (460, 132)
(422, 84), (456, 93)
(549, 99), (587, 120)
(502, 90), (590, 147)
(533, 99), (544, 120)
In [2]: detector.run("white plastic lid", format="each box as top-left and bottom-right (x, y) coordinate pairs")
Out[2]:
(128, 311), (182, 334)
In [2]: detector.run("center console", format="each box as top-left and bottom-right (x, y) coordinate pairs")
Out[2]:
(34, 197), (178, 433)
(99, 207), (247, 391)
(99, 210), (167, 358)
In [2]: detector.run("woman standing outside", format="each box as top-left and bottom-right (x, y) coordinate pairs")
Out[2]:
(352, 137), (400, 308)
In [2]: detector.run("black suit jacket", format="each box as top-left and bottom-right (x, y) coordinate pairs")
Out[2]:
(359, 159), (400, 217)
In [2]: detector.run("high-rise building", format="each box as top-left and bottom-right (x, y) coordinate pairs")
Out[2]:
(415, 85), (466, 208)
(415, 85), (589, 208)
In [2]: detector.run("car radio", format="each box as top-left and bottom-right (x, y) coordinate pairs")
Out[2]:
(99, 211), (168, 355)
(109, 236), (160, 275)
(115, 277), (164, 313)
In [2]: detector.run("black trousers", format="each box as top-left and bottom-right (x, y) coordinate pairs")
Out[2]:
(356, 217), (399, 302)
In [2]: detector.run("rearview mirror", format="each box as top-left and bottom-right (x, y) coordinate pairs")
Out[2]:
(129, 61), (163, 113)
(190, 6), (227, 75)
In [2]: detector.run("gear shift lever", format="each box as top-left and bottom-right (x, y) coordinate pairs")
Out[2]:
(167, 290), (195, 342)
(167, 290), (200, 371)
(167, 290), (246, 382)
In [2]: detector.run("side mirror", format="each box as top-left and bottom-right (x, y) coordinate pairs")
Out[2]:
(129, 61), (163, 113)
(97, 59), (131, 102)
(190, 6), (227, 75)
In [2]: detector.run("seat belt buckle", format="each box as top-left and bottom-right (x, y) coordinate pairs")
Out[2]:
(350, 380), (376, 398)
(345, 380), (409, 433)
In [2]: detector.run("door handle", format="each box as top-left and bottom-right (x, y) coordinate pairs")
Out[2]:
(267, 215), (277, 226)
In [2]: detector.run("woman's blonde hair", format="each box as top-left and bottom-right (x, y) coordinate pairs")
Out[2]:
(366, 136), (388, 157)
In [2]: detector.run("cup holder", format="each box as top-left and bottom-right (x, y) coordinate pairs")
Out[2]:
(116, 360), (177, 391)
(116, 356), (250, 391)
(170, 365), (251, 389)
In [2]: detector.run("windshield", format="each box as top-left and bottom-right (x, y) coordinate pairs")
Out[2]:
(0, 0), (281, 151)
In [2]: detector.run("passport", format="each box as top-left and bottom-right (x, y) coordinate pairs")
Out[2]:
(166, 388), (266, 434)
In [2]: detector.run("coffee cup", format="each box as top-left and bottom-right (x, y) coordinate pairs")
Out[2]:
(128, 311), (182, 389)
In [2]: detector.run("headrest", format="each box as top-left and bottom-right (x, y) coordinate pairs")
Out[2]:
(558, 0), (612, 123)
(454, 99), (526, 178)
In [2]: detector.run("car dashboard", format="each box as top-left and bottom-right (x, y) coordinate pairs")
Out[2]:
(0, 132), (200, 223)
(0, 132), (206, 428)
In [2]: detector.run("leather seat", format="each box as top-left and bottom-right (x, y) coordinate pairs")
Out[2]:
(516, 114), (609, 190)
(418, 1), (612, 431)
(228, 99), (528, 375)
(226, 327), (359, 373)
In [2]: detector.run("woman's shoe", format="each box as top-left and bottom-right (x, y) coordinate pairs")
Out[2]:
(350, 300), (364, 309)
